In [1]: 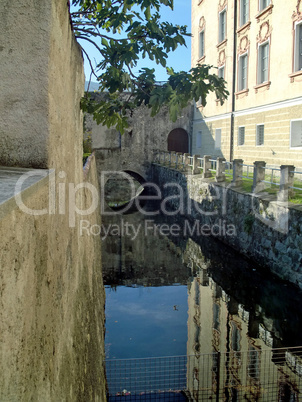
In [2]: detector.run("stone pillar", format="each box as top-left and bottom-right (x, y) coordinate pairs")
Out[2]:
(170, 152), (176, 168)
(203, 155), (212, 178)
(183, 153), (190, 173)
(232, 159), (243, 186)
(252, 161), (266, 192)
(277, 165), (295, 202)
(216, 157), (226, 182)
(176, 152), (183, 169)
(192, 155), (201, 175)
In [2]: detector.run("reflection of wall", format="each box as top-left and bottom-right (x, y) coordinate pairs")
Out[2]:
(185, 238), (302, 400)
(101, 214), (190, 287)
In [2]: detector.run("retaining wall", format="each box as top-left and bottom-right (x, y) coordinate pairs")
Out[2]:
(152, 164), (302, 289)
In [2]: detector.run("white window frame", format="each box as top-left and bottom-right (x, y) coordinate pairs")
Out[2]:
(218, 65), (225, 79)
(238, 126), (245, 146)
(259, 0), (270, 11)
(290, 119), (302, 149)
(294, 22), (302, 72)
(256, 124), (264, 146)
(240, 0), (249, 26)
(199, 30), (205, 59)
(196, 131), (202, 148)
(219, 9), (227, 43)
(215, 128), (222, 149)
(257, 41), (269, 84)
(238, 53), (248, 91)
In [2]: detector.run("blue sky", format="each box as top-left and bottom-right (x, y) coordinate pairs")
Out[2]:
(73, 0), (191, 83)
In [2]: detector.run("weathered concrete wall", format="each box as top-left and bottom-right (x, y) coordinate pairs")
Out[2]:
(152, 164), (302, 289)
(0, 0), (106, 399)
(0, 156), (106, 401)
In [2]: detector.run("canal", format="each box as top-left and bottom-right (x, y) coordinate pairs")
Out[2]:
(102, 210), (302, 400)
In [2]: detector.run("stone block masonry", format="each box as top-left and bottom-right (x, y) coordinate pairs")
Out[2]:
(152, 164), (302, 289)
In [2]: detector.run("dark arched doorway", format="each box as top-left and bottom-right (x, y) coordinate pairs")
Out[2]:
(167, 128), (189, 153)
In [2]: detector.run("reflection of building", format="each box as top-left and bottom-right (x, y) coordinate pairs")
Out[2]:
(191, 0), (302, 167)
(185, 238), (302, 400)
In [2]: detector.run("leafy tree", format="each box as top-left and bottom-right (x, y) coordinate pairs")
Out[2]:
(71, 0), (229, 133)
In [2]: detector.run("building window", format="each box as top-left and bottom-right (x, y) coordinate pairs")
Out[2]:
(259, 0), (270, 11)
(258, 42), (269, 84)
(240, 0), (249, 26)
(199, 30), (205, 59)
(238, 53), (248, 91)
(238, 126), (245, 145)
(219, 9), (226, 43)
(215, 128), (222, 149)
(196, 131), (202, 148)
(294, 22), (302, 72)
(218, 66), (225, 79)
(256, 124), (264, 146)
(290, 120), (302, 148)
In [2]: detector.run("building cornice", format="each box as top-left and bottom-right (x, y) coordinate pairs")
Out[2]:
(234, 96), (302, 117)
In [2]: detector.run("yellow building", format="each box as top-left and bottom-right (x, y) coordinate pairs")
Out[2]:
(191, 0), (302, 168)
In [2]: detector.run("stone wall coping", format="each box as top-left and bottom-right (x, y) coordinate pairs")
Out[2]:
(0, 166), (52, 220)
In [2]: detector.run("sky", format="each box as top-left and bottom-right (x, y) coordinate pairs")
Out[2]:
(72, 0), (191, 83)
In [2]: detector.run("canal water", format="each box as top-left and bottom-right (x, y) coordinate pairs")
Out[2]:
(102, 210), (302, 361)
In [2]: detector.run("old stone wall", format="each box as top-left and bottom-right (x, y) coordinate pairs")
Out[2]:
(0, 156), (106, 401)
(85, 100), (193, 181)
(152, 164), (302, 289)
(0, 0), (106, 400)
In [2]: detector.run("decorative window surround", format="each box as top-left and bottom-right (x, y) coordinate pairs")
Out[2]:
(289, 70), (302, 82)
(254, 81), (271, 93)
(237, 21), (251, 34)
(217, 38), (228, 49)
(256, 4), (274, 22)
(235, 89), (249, 99)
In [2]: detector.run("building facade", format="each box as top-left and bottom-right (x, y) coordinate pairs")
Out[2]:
(191, 0), (302, 167)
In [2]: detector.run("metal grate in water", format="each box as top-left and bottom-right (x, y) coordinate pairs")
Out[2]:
(106, 347), (302, 401)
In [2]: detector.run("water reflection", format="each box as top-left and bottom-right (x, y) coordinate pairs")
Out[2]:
(102, 212), (302, 398)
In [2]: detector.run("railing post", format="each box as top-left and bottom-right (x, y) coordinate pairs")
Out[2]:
(232, 159), (243, 186)
(216, 157), (226, 183)
(170, 151), (176, 168)
(192, 155), (201, 175)
(203, 155), (212, 178)
(278, 165), (295, 202)
(252, 161), (266, 192)
(216, 351), (221, 402)
(176, 152), (182, 169)
(183, 153), (190, 173)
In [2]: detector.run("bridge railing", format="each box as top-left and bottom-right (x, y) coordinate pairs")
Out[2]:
(105, 347), (302, 400)
(152, 151), (301, 202)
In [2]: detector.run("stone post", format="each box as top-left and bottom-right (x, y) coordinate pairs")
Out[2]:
(216, 157), (226, 182)
(203, 155), (212, 178)
(277, 165), (295, 202)
(232, 159), (243, 186)
(183, 153), (190, 173)
(176, 152), (183, 169)
(192, 155), (201, 175)
(252, 161), (266, 192)
(170, 152), (176, 168)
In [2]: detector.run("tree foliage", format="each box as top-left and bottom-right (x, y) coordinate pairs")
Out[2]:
(71, 0), (229, 133)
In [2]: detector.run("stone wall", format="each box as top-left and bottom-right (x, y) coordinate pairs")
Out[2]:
(0, 0), (106, 399)
(152, 164), (302, 289)
(85, 99), (193, 181)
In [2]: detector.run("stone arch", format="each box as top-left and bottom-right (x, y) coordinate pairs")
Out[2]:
(167, 128), (189, 153)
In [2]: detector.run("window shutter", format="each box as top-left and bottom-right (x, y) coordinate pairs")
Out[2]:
(238, 127), (245, 145)
(291, 120), (302, 147)
(215, 129), (222, 149)
(257, 125), (264, 146)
